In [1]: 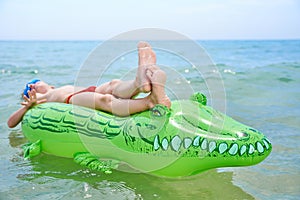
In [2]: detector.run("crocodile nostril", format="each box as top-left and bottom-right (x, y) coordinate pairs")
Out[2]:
(145, 124), (157, 130)
(236, 131), (248, 138)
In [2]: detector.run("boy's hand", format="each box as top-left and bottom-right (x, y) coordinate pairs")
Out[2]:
(21, 89), (47, 109)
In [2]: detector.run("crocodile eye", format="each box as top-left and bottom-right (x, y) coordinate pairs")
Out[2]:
(150, 105), (167, 117)
(152, 109), (162, 116)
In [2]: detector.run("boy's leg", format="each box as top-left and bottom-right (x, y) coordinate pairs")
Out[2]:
(69, 69), (171, 116)
(95, 41), (157, 99)
(136, 41), (156, 92)
(146, 69), (171, 109)
(95, 65), (159, 99)
(95, 79), (139, 99)
(69, 92), (151, 116)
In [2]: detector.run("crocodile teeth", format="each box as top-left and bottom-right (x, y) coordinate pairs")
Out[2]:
(171, 135), (182, 152)
(218, 143), (228, 154)
(229, 143), (238, 155)
(256, 142), (264, 153)
(161, 138), (169, 150)
(201, 139), (208, 150)
(154, 135), (160, 151)
(183, 138), (192, 149)
(249, 144), (255, 154)
(208, 141), (217, 153)
(152, 134), (269, 156)
(193, 136), (200, 147)
(264, 138), (271, 144)
(262, 139), (270, 150)
(240, 145), (247, 156)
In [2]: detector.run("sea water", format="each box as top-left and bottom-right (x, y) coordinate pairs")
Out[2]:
(0, 40), (299, 199)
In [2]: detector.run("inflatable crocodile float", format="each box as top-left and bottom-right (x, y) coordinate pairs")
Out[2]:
(21, 93), (272, 177)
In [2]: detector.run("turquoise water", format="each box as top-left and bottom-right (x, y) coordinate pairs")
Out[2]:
(0, 40), (299, 199)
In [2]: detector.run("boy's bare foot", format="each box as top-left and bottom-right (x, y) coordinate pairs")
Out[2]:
(136, 41), (157, 93)
(137, 41), (156, 66)
(146, 68), (171, 109)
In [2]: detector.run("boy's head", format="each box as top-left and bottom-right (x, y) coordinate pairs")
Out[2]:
(23, 79), (52, 98)
(23, 79), (40, 98)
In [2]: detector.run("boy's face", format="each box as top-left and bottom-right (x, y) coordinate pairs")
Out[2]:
(30, 81), (50, 94)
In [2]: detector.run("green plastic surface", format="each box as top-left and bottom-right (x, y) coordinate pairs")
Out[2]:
(21, 93), (272, 177)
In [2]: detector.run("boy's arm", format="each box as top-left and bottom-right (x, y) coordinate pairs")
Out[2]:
(7, 89), (46, 128)
(7, 106), (31, 128)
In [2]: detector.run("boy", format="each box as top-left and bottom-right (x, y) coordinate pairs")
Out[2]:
(7, 42), (171, 128)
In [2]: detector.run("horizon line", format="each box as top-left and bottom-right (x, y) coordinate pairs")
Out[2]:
(0, 38), (299, 42)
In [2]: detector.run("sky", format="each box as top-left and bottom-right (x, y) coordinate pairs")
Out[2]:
(0, 0), (299, 40)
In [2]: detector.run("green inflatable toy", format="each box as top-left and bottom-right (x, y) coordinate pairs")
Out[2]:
(21, 93), (272, 177)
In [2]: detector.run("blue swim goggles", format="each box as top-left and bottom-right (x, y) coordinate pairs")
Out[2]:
(23, 79), (40, 98)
